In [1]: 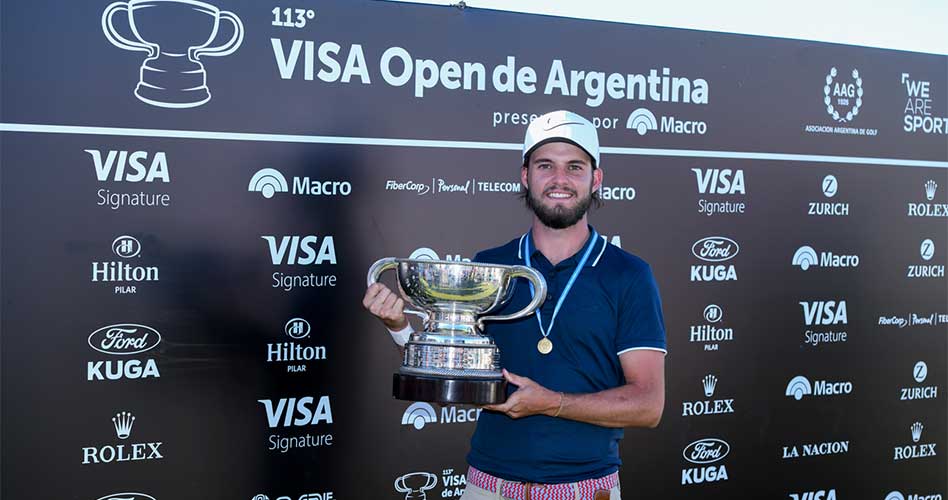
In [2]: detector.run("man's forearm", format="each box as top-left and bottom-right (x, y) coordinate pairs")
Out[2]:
(552, 382), (664, 428)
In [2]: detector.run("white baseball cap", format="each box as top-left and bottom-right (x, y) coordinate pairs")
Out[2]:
(522, 110), (600, 168)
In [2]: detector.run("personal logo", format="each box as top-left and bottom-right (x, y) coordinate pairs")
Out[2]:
(894, 421), (937, 461)
(785, 375), (853, 400)
(409, 247), (471, 262)
(901, 73), (945, 135)
(809, 175), (849, 216)
(258, 395), (334, 453)
(102, 0), (244, 108)
(87, 149), (172, 210)
(908, 180), (947, 217)
(81, 411), (163, 465)
(908, 238), (944, 279)
(789, 490), (837, 500)
(249, 167), (352, 199)
(800, 300), (848, 347)
(401, 401), (481, 430)
(690, 304), (732, 352)
(692, 168), (746, 216)
(625, 106), (707, 136)
(690, 236), (739, 282)
(264, 235), (339, 292)
(93, 235), (159, 294)
(901, 361), (938, 401)
(804, 67), (878, 136)
(267, 318), (326, 373)
(781, 438), (850, 459)
(682, 374), (734, 417)
(681, 438), (730, 485)
(87, 323), (161, 382)
(793, 246), (860, 271)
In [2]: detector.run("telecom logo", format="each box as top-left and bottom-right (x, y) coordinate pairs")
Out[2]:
(87, 324), (161, 382)
(782, 439), (850, 459)
(785, 375), (853, 400)
(908, 180), (947, 217)
(93, 235), (159, 294)
(102, 0), (244, 108)
(801, 300), (848, 347)
(625, 106), (707, 136)
(682, 374), (734, 417)
(804, 67), (878, 137)
(893, 421), (936, 461)
(901, 361), (938, 401)
(88, 149), (172, 210)
(808, 175), (850, 216)
(81, 411), (163, 465)
(690, 236), (739, 282)
(789, 489), (837, 500)
(264, 235), (339, 291)
(252, 493), (335, 500)
(690, 304), (733, 351)
(401, 401), (482, 430)
(409, 247), (471, 262)
(793, 246), (860, 270)
(249, 167), (352, 199)
(681, 438), (730, 485)
(907, 238), (944, 279)
(693, 168), (746, 216)
(258, 396), (335, 453)
(267, 318), (326, 373)
(901, 73), (946, 135)
(886, 491), (943, 500)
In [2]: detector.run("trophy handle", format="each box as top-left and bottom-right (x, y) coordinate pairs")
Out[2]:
(366, 258), (430, 323)
(476, 265), (547, 330)
(193, 10), (244, 59)
(101, 2), (156, 56)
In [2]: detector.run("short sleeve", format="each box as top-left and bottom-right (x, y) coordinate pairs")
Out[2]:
(615, 263), (667, 355)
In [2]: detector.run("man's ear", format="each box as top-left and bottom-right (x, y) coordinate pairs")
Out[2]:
(592, 166), (603, 192)
(521, 165), (529, 190)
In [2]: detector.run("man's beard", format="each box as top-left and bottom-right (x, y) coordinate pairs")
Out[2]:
(525, 183), (593, 229)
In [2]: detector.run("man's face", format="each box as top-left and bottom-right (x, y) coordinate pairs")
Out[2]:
(521, 141), (602, 229)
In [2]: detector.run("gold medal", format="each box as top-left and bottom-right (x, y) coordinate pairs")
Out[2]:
(537, 337), (553, 354)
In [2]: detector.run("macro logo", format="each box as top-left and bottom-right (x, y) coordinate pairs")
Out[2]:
(901, 361), (938, 401)
(87, 324), (161, 381)
(81, 411), (163, 465)
(93, 235), (159, 294)
(692, 168), (746, 217)
(894, 420), (937, 461)
(908, 238), (944, 279)
(258, 395), (335, 453)
(87, 149), (172, 210)
(264, 235), (339, 291)
(789, 490), (837, 500)
(809, 175), (850, 216)
(908, 180), (947, 217)
(409, 247), (470, 262)
(625, 106), (706, 136)
(249, 168), (289, 198)
(690, 236), (739, 282)
(681, 438), (730, 485)
(97, 494), (157, 500)
(682, 374), (734, 417)
(793, 246), (859, 270)
(268, 317), (326, 373)
(690, 304), (733, 352)
(885, 491), (944, 500)
(786, 375), (853, 400)
(401, 401), (481, 430)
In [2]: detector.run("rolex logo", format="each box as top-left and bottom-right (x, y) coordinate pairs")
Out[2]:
(703, 374), (718, 398)
(112, 411), (136, 439)
(911, 421), (924, 443)
(925, 180), (937, 201)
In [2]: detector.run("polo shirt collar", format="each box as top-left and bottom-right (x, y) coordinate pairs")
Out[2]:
(518, 225), (606, 268)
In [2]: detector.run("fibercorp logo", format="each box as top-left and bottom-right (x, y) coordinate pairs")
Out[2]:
(87, 324), (161, 381)
(681, 438), (730, 485)
(690, 236), (738, 282)
(92, 235), (159, 294)
(248, 167), (352, 199)
(401, 401), (482, 430)
(785, 375), (853, 400)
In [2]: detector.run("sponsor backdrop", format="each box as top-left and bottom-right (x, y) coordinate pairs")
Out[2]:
(1, 1), (946, 499)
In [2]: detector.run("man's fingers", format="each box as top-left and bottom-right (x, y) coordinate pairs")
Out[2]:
(503, 369), (529, 386)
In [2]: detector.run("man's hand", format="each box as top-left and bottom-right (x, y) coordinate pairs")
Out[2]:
(483, 369), (561, 419)
(363, 283), (408, 330)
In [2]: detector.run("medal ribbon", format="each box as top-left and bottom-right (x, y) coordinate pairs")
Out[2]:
(523, 228), (599, 341)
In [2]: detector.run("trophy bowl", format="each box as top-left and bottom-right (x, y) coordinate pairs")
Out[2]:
(368, 258), (547, 404)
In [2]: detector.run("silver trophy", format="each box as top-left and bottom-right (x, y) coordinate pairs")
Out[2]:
(368, 258), (547, 404)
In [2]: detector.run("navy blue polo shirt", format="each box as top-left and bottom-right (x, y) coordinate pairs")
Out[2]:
(467, 227), (667, 484)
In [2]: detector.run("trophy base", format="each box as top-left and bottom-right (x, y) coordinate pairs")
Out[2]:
(393, 373), (507, 404)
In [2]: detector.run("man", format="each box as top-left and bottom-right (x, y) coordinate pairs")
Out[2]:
(364, 110), (666, 500)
